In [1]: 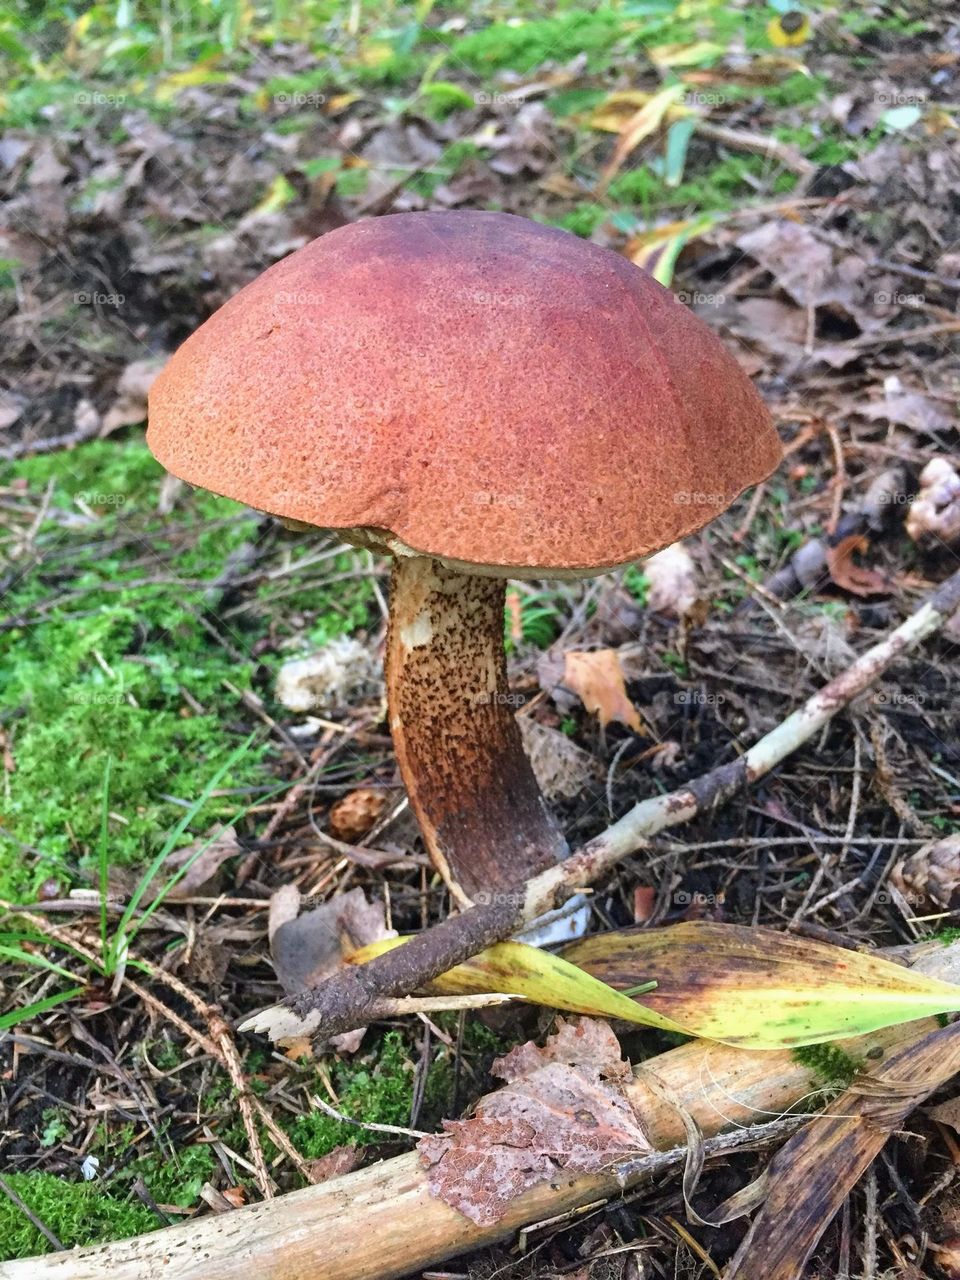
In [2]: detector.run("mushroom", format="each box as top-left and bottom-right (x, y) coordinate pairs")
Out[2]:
(147, 211), (781, 905)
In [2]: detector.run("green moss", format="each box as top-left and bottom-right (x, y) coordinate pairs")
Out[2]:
(288, 1031), (418, 1157)
(792, 1043), (861, 1089)
(0, 437), (373, 901)
(0, 1172), (159, 1260)
(453, 10), (625, 74)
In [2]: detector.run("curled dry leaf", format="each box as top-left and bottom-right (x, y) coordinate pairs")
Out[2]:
(560, 649), (644, 735)
(906, 458), (960, 547)
(100, 358), (166, 435)
(109, 824), (241, 902)
(418, 1018), (649, 1225)
(825, 534), (891, 597)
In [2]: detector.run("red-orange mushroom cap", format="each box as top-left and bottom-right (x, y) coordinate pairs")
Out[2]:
(147, 210), (781, 577)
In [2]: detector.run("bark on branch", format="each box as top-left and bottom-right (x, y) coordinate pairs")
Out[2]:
(282, 567), (960, 1041)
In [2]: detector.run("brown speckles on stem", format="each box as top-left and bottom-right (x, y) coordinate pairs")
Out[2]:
(386, 556), (568, 901)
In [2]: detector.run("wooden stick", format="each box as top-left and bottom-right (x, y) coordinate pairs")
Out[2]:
(277, 567), (960, 1041)
(7, 940), (959, 1280)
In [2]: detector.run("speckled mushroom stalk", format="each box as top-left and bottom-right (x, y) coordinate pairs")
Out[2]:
(387, 555), (567, 903)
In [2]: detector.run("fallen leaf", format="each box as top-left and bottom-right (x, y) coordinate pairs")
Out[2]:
(725, 1020), (960, 1280)
(598, 84), (687, 191)
(305, 1146), (363, 1183)
(561, 650), (644, 734)
(624, 215), (716, 286)
(271, 886), (395, 997)
(825, 535), (891, 597)
(418, 1018), (650, 1225)
(101, 358), (166, 434)
(564, 922), (960, 1048)
(890, 834), (960, 911)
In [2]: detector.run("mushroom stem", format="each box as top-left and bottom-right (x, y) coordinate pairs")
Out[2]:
(386, 556), (568, 901)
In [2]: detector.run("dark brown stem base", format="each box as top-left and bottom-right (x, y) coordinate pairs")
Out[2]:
(386, 555), (568, 901)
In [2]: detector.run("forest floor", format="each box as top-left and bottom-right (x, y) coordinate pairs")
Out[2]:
(2, 0), (960, 1273)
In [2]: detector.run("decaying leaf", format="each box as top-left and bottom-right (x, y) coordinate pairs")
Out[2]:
(825, 534), (891, 597)
(643, 542), (699, 617)
(906, 458), (960, 547)
(560, 649), (644, 735)
(418, 1018), (650, 1225)
(597, 83), (687, 191)
(564, 922), (960, 1048)
(269, 886), (396, 1052)
(271, 886), (394, 997)
(109, 825), (241, 902)
(100, 358), (166, 434)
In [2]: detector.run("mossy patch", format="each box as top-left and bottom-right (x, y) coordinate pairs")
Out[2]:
(0, 1171), (159, 1259)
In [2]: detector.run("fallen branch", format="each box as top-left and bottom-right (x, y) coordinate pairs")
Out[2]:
(8, 939), (959, 1280)
(279, 567), (960, 1041)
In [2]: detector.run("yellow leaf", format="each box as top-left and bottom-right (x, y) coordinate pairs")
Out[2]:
(647, 40), (723, 68)
(589, 90), (654, 133)
(349, 937), (674, 1030)
(565, 922), (960, 1048)
(154, 60), (227, 103)
(561, 649), (645, 734)
(625, 214), (716, 286)
(598, 83), (687, 191)
(249, 174), (297, 218)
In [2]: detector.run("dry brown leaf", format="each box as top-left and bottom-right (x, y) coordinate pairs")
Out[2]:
(561, 650), (644, 734)
(418, 1018), (649, 1225)
(890, 834), (960, 912)
(269, 885), (394, 997)
(110, 825), (241, 902)
(305, 1146), (363, 1184)
(100, 358), (166, 434)
(825, 535), (891, 597)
